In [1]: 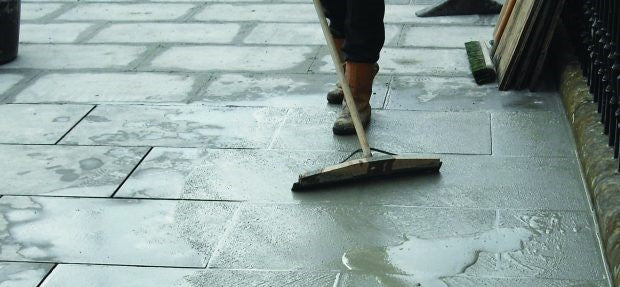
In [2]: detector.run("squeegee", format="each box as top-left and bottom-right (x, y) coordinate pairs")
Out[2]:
(292, 0), (442, 191)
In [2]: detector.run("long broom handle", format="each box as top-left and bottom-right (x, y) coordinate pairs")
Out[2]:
(312, 0), (373, 158)
(493, 0), (517, 53)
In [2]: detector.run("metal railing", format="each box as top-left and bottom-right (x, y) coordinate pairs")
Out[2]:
(568, 0), (620, 168)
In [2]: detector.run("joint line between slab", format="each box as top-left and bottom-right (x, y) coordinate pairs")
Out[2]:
(110, 146), (154, 198)
(489, 113), (493, 155)
(36, 263), (58, 287)
(54, 104), (97, 145)
(332, 272), (341, 287)
(206, 205), (243, 269)
(267, 109), (291, 150)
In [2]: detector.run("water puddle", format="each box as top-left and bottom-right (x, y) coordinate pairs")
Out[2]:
(342, 228), (533, 287)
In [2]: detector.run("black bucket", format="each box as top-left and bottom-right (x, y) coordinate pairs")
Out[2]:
(0, 0), (20, 65)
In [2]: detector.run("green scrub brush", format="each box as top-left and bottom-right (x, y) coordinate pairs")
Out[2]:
(465, 40), (497, 85)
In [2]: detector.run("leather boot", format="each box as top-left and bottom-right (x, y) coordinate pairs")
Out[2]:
(327, 62), (379, 105)
(326, 38), (345, 104)
(332, 62), (376, 135)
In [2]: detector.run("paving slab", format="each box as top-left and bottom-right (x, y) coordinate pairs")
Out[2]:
(42, 265), (336, 287)
(0, 262), (53, 287)
(2, 45), (147, 70)
(0, 145), (148, 197)
(90, 23), (241, 44)
(61, 105), (286, 148)
(0, 104), (92, 144)
(401, 25), (494, 48)
(150, 45), (314, 72)
(58, 3), (195, 21)
(314, 48), (470, 76)
(195, 73), (388, 108)
(14, 73), (195, 104)
(0, 74), (24, 96)
(209, 204), (496, 270)
(21, 3), (64, 20)
(0, 196), (237, 267)
(20, 23), (92, 44)
(385, 4), (497, 25)
(270, 108), (491, 154)
(467, 210), (607, 281)
(117, 149), (587, 210)
(338, 273), (608, 287)
(492, 112), (575, 157)
(210, 205), (605, 281)
(115, 148), (348, 201)
(194, 4), (317, 22)
(243, 23), (402, 47)
(385, 76), (560, 112)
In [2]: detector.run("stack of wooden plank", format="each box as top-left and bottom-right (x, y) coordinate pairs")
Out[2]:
(492, 0), (566, 91)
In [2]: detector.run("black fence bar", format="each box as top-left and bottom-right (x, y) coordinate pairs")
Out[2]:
(567, 0), (620, 170)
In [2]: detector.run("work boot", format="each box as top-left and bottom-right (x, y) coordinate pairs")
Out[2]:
(326, 38), (346, 104)
(332, 62), (376, 135)
(327, 63), (380, 105)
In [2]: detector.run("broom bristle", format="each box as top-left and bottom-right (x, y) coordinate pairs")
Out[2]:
(465, 41), (496, 85)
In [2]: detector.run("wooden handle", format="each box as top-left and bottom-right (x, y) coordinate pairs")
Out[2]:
(493, 0), (517, 53)
(312, 0), (373, 158)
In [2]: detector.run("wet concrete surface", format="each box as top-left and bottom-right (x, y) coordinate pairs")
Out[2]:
(42, 265), (336, 287)
(0, 145), (147, 197)
(118, 149), (587, 209)
(0, 0), (611, 286)
(0, 196), (236, 267)
(0, 262), (53, 287)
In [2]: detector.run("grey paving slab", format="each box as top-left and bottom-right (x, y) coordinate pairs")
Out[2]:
(492, 112), (575, 157)
(271, 108), (491, 154)
(401, 25), (494, 48)
(14, 73), (195, 104)
(338, 273), (608, 287)
(42, 265), (336, 287)
(20, 24), (93, 44)
(0, 74), (24, 96)
(150, 46), (315, 72)
(385, 76), (561, 112)
(116, 148), (349, 201)
(117, 149), (588, 210)
(0, 196), (237, 267)
(314, 48), (470, 76)
(385, 4), (497, 25)
(58, 3), (195, 21)
(467, 210), (607, 281)
(0, 104), (93, 144)
(61, 105), (286, 148)
(243, 23), (401, 47)
(21, 3), (63, 20)
(194, 4), (317, 22)
(192, 4), (494, 24)
(2, 45), (147, 70)
(0, 145), (148, 197)
(90, 23), (241, 44)
(0, 262), (54, 287)
(210, 205), (605, 281)
(209, 204), (496, 270)
(195, 73), (388, 108)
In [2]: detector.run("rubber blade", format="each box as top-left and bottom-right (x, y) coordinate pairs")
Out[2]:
(292, 155), (442, 191)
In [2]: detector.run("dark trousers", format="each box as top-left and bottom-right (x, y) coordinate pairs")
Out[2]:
(320, 0), (385, 63)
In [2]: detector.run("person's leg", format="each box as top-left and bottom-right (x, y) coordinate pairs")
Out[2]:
(320, 0), (346, 40)
(342, 0), (385, 64)
(321, 0), (348, 104)
(333, 0), (385, 135)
